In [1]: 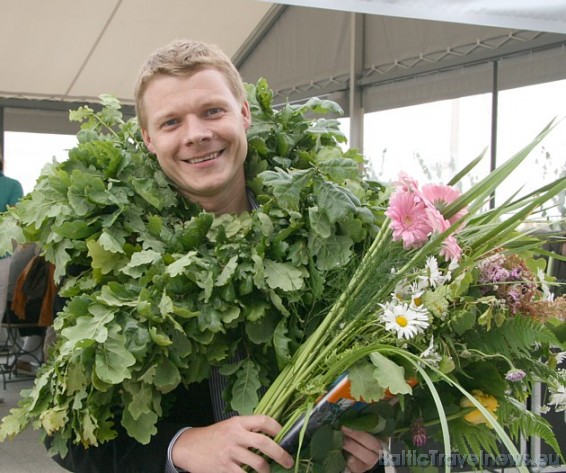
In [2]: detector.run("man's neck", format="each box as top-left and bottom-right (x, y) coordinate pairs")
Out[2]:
(199, 189), (250, 215)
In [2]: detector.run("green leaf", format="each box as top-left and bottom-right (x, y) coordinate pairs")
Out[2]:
(154, 357), (181, 393)
(95, 326), (136, 384)
(60, 307), (114, 347)
(246, 312), (276, 344)
(310, 425), (346, 473)
(340, 413), (385, 433)
(216, 255), (239, 286)
(166, 251), (198, 277)
(315, 180), (358, 223)
(123, 320), (151, 360)
(318, 156), (361, 181)
(308, 207), (332, 239)
(87, 239), (128, 274)
(55, 220), (97, 239)
(178, 212), (214, 249)
(66, 363), (88, 394)
(264, 259), (306, 292)
(121, 408), (158, 444)
(273, 319), (292, 367)
(99, 282), (138, 307)
(450, 310), (476, 335)
(260, 168), (313, 211)
(122, 249), (162, 277)
(309, 234), (353, 271)
(131, 177), (167, 210)
(0, 406), (33, 440)
(125, 382), (155, 420)
(309, 423), (335, 461)
(149, 326), (173, 347)
(461, 362), (506, 396)
(40, 407), (69, 436)
(231, 359), (261, 415)
(369, 352), (412, 395)
(349, 362), (385, 402)
(257, 212), (274, 237)
(98, 230), (126, 254)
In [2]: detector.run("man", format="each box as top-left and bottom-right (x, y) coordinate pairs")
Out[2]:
(0, 152), (24, 390)
(51, 39), (383, 473)
(0, 152), (24, 322)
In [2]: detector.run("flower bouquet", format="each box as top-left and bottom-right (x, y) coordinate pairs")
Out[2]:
(254, 125), (566, 471)
(0, 79), (564, 473)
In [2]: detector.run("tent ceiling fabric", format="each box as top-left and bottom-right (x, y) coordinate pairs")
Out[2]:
(0, 0), (274, 105)
(264, 0), (566, 34)
(2, 0), (566, 128)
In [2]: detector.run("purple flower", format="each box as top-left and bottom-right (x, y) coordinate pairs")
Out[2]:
(505, 369), (526, 382)
(411, 417), (427, 447)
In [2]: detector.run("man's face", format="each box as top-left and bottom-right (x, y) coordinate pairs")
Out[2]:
(141, 68), (251, 213)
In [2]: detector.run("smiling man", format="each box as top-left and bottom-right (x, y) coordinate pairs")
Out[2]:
(139, 67), (252, 215)
(49, 39), (383, 473)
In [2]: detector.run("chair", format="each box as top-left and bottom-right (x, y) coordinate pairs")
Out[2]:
(0, 309), (45, 389)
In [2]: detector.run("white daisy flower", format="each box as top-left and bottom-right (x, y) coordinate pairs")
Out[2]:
(537, 268), (553, 301)
(420, 336), (442, 367)
(448, 258), (460, 272)
(410, 283), (425, 309)
(419, 256), (445, 288)
(393, 279), (412, 301)
(555, 352), (566, 365)
(380, 303), (429, 340)
(548, 384), (566, 413)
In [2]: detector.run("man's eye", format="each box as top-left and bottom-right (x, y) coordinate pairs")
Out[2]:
(205, 108), (223, 117)
(163, 118), (178, 127)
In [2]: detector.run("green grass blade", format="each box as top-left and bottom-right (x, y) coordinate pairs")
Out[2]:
(444, 118), (558, 220)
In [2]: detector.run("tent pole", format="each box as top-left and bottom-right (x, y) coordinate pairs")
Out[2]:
(490, 59), (499, 209)
(349, 12), (364, 153)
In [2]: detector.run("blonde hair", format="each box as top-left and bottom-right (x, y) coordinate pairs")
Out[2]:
(134, 39), (246, 128)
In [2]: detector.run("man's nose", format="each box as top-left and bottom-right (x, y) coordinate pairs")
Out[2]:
(183, 117), (213, 145)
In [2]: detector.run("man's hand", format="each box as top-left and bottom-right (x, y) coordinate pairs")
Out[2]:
(341, 427), (383, 473)
(172, 415), (294, 473)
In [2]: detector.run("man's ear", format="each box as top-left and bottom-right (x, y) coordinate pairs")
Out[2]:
(141, 129), (156, 154)
(241, 101), (252, 131)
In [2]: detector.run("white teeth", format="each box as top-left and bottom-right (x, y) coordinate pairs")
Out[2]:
(187, 151), (219, 164)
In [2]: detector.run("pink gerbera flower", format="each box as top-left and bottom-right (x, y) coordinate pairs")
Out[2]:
(440, 234), (462, 262)
(421, 184), (467, 226)
(394, 172), (420, 193)
(386, 191), (431, 249)
(424, 205), (463, 262)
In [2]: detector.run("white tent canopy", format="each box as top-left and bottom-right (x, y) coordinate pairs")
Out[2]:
(1, 0), (566, 139)
(264, 0), (566, 34)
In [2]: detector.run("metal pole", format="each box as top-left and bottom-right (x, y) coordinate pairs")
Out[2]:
(490, 60), (498, 209)
(349, 12), (364, 153)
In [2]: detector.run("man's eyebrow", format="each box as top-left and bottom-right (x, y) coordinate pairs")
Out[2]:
(150, 110), (176, 125)
(199, 96), (230, 108)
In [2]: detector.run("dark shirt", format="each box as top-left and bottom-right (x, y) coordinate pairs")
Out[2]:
(48, 381), (214, 473)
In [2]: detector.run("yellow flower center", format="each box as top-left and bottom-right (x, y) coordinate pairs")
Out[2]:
(413, 296), (422, 307)
(396, 315), (408, 327)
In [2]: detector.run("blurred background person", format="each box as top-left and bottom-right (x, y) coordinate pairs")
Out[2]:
(0, 149), (24, 401)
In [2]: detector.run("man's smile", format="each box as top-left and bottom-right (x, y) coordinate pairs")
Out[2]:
(183, 150), (223, 164)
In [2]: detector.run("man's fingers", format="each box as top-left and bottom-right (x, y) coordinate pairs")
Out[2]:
(239, 414), (283, 437)
(342, 427), (382, 451)
(341, 427), (383, 472)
